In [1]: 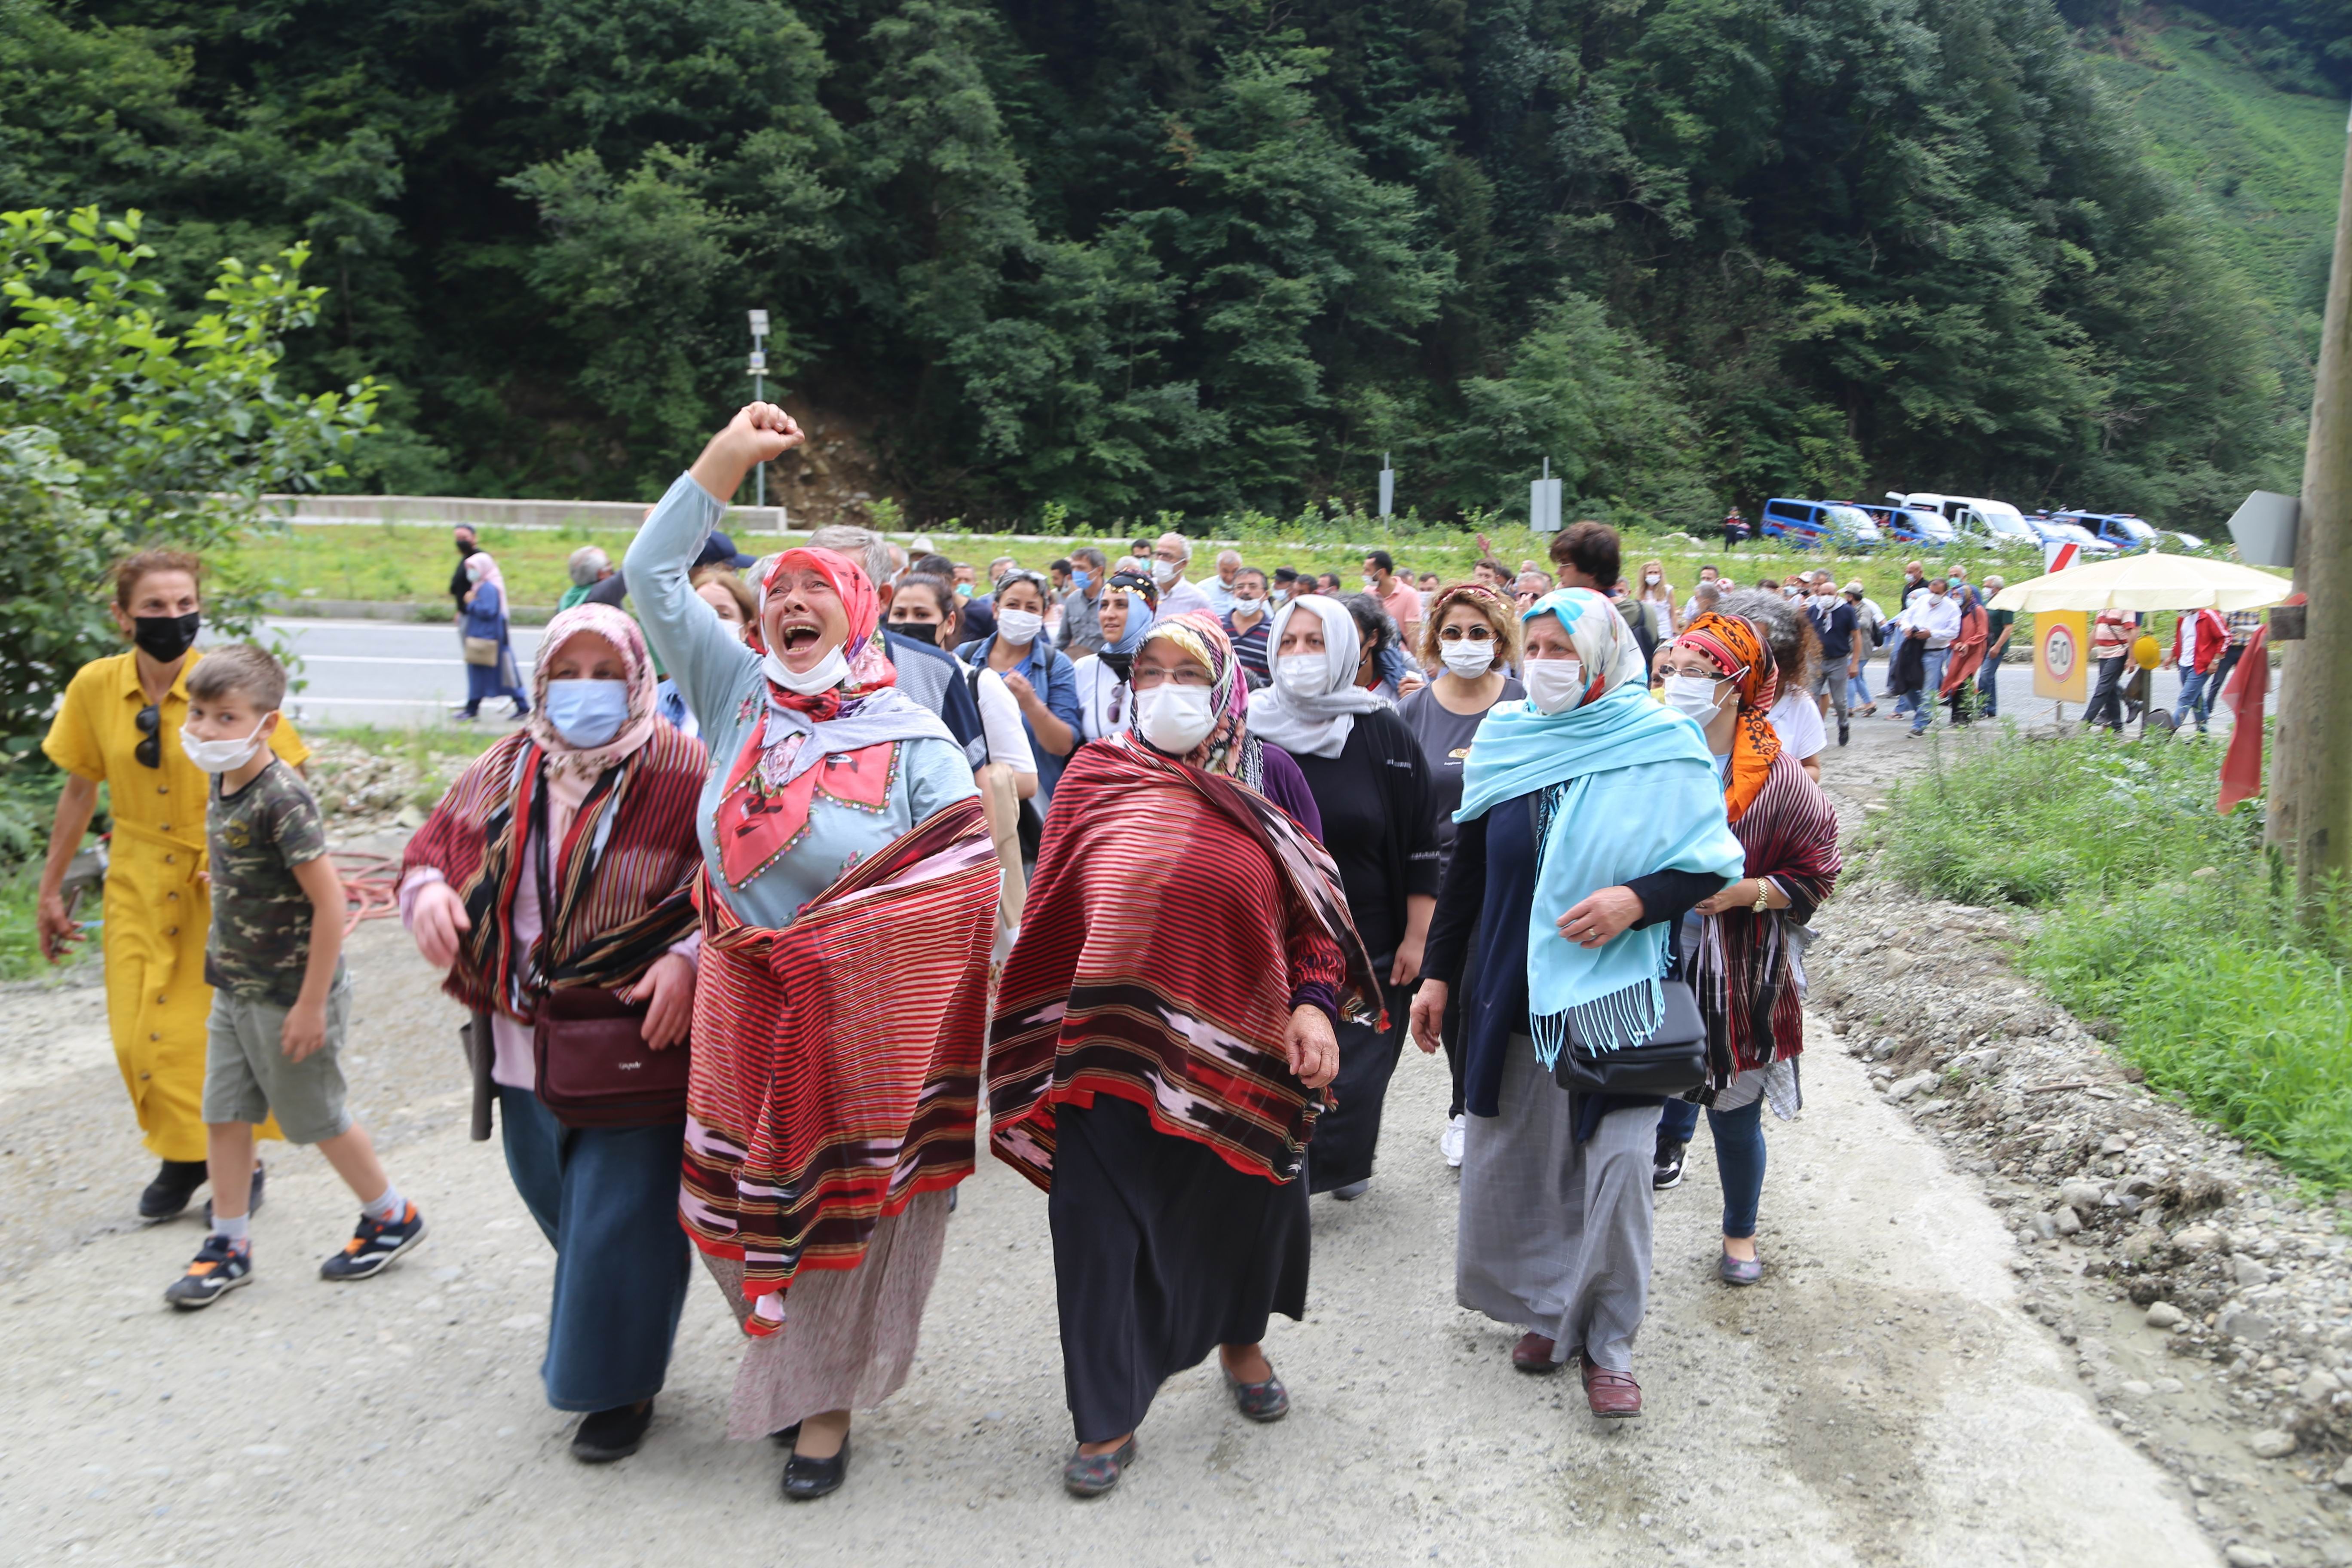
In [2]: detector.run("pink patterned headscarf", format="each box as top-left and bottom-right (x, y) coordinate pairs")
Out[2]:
(524, 603), (662, 779)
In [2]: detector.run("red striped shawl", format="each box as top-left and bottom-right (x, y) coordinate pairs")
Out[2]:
(679, 796), (998, 1329)
(1693, 750), (1842, 1082)
(987, 735), (1381, 1191)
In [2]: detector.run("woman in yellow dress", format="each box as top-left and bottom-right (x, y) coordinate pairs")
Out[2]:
(36, 549), (312, 1218)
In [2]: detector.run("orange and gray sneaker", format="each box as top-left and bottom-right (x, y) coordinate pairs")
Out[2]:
(319, 1203), (427, 1281)
(165, 1234), (254, 1310)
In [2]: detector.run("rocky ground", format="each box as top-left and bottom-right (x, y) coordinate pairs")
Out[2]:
(0, 709), (2342, 1566)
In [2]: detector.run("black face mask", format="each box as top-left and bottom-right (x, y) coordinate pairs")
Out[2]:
(133, 611), (201, 663)
(455, 537), (476, 556)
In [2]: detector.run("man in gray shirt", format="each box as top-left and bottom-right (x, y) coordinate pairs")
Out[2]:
(1058, 545), (1109, 655)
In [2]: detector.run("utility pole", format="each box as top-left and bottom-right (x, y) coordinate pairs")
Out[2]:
(2270, 104), (2352, 909)
(1378, 452), (1394, 521)
(747, 309), (770, 510)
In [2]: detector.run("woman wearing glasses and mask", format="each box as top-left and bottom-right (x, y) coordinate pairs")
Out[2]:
(1394, 583), (1524, 1167)
(37, 550), (313, 1219)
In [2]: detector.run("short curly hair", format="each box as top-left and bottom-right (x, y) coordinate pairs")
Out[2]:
(1416, 582), (1521, 674)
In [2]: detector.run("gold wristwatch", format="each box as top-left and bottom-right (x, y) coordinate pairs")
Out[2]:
(1752, 879), (1770, 913)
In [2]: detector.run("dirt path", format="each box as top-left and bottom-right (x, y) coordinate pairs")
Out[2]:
(0, 724), (2271, 1567)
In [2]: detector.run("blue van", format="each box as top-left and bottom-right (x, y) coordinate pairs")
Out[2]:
(1861, 502), (1957, 548)
(1759, 498), (1883, 550)
(2051, 510), (2205, 554)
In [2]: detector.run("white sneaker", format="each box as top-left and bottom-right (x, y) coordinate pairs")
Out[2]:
(1441, 1114), (1466, 1169)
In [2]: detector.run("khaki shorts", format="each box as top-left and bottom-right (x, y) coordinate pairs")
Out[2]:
(202, 971), (354, 1144)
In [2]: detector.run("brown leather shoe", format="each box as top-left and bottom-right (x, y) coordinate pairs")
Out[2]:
(1580, 1360), (1642, 1418)
(1511, 1332), (1562, 1373)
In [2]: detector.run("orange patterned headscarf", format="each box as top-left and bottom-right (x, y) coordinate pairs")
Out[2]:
(1675, 612), (1781, 823)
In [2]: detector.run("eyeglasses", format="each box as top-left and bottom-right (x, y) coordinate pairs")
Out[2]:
(135, 703), (162, 769)
(1436, 625), (1495, 644)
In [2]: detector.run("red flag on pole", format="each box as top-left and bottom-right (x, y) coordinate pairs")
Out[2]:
(2218, 595), (2297, 815)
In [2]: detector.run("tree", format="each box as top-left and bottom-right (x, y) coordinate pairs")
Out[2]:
(0, 206), (377, 750)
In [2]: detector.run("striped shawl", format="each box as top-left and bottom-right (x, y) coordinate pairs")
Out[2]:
(987, 734), (1382, 1191)
(401, 725), (708, 1021)
(680, 796), (998, 1334)
(1691, 750), (1841, 1084)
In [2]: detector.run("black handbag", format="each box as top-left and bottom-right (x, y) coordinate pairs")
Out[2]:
(1552, 979), (1708, 1097)
(531, 985), (691, 1129)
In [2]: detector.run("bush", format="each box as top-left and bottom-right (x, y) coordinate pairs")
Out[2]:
(1872, 729), (2352, 1190)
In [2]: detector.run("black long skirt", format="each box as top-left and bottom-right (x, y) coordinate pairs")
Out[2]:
(1305, 980), (1409, 1194)
(1048, 1094), (1310, 1443)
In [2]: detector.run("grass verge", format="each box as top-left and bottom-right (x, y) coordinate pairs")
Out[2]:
(1872, 727), (2352, 1191)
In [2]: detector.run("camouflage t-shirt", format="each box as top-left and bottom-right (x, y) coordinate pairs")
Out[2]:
(205, 759), (342, 1005)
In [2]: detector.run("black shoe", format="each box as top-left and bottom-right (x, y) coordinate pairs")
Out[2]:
(1653, 1139), (1687, 1191)
(572, 1400), (654, 1464)
(768, 1422), (802, 1449)
(1063, 1436), (1138, 1498)
(782, 1434), (850, 1501)
(1223, 1361), (1290, 1422)
(1837, 720), (1850, 747)
(201, 1161), (265, 1227)
(139, 1159), (209, 1221)
(319, 1202), (428, 1280)
(164, 1233), (254, 1309)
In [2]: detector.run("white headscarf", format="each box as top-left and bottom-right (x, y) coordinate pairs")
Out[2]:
(1248, 594), (1390, 759)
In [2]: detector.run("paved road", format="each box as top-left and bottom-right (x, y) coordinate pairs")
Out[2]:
(236, 619), (554, 730)
(250, 617), (2221, 738)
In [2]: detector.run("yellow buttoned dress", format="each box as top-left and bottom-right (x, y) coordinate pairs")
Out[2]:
(43, 650), (311, 1161)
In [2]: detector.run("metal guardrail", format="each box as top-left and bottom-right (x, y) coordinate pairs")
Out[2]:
(260, 493), (791, 533)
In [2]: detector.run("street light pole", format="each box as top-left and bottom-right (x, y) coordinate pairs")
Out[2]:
(747, 309), (770, 511)
(2270, 108), (2352, 910)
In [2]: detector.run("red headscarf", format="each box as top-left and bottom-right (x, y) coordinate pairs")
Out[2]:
(714, 546), (909, 884)
(1676, 612), (1781, 824)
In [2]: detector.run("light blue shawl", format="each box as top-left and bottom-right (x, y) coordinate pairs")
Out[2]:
(1457, 590), (1746, 1066)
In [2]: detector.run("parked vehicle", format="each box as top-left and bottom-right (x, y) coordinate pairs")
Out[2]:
(2050, 509), (2205, 554)
(1890, 492), (2112, 555)
(1860, 502), (1957, 548)
(2021, 511), (2118, 558)
(1759, 496), (1882, 549)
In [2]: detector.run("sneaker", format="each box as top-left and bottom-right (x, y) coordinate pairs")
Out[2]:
(1837, 720), (1850, 747)
(319, 1202), (428, 1281)
(1653, 1139), (1687, 1190)
(140, 1159), (210, 1221)
(201, 1161), (266, 1227)
(165, 1234), (254, 1309)
(1440, 1114), (1466, 1169)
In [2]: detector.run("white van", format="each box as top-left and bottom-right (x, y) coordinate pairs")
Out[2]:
(1891, 492), (2038, 548)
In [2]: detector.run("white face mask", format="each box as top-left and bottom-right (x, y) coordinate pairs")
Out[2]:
(1134, 683), (1216, 753)
(180, 719), (269, 774)
(1362, 576), (1381, 594)
(1152, 558), (1182, 586)
(1645, 573), (1661, 587)
(1439, 639), (1496, 679)
(1276, 652), (1328, 695)
(996, 608), (1044, 646)
(1662, 673), (1728, 725)
(765, 645), (847, 695)
(1523, 658), (1586, 715)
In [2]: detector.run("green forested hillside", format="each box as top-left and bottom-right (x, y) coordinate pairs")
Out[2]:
(0, 0), (2341, 532)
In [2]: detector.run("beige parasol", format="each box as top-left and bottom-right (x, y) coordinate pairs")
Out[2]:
(1985, 553), (2292, 614)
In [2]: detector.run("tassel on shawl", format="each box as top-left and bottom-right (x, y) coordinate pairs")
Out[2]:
(1530, 974), (1665, 1070)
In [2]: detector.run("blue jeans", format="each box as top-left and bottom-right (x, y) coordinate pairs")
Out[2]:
(1847, 670), (1873, 711)
(497, 1085), (692, 1412)
(2177, 667), (2213, 731)
(1657, 1096), (1701, 1144)
(1977, 649), (2003, 717)
(1908, 648), (1948, 733)
(1709, 1098), (1767, 1239)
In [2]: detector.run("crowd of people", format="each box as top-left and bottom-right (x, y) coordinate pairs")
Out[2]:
(38, 402), (1859, 1508)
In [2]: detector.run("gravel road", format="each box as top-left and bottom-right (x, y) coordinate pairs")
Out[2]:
(0, 719), (2233, 1568)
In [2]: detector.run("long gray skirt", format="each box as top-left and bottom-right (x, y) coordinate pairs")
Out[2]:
(700, 1188), (952, 1439)
(1456, 1034), (1661, 1373)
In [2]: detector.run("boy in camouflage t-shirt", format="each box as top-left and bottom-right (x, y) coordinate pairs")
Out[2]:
(163, 645), (427, 1309)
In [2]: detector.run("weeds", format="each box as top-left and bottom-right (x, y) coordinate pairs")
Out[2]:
(1872, 728), (2352, 1190)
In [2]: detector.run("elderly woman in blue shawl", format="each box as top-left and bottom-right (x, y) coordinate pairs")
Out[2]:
(1410, 588), (1744, 1421)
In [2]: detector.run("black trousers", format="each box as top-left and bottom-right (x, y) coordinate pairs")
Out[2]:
(2082, 655), (2128, 732)
(1305, 980), (1411, 1193)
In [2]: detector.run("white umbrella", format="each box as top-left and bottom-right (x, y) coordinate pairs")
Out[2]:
(1985, 553), (2291, 614)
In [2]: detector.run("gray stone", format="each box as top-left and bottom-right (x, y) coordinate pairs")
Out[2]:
(2174, 1225), (2226, 1256)
(1887, 1071), (1939, 1102)
(2052, 1206), (2083, 1237)
(2143, 1302), (2184, 1329)
(2058, 1180), (2107, 1210)
(2301, 1369), (2344, 1402)
(2224, 1547), (2278, 1568)
(2221, 1309), (2275, 1345)
(2029, 1212), (2058, 1241)
(2099, 1134), (2130, 1155)
(1882, 950), (1918, 980)
(2246, 1428), (2297, 1459)
(2335, 1456), (2352, 1493)
(2233, 1255), (2273, 1287)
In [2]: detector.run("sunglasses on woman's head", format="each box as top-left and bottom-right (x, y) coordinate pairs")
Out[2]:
(135, 703), (162, 769)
